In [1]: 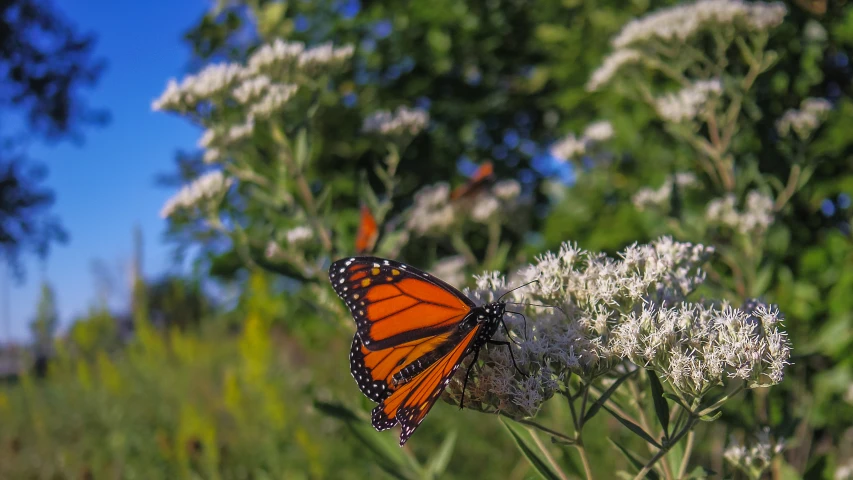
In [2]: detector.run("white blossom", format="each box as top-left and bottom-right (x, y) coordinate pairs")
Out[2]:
(655, 79), (723, 123)
(550, 133), (586, 162)
(586, 48), (643, 92)
(362, 106), (430, 137)
(247, 39), (305, 75)
(586, 49), (643, 91)
(725, 427), (786, 478)
(776, 97), (832, 139)
(406, 183), (456, 235)
(583, 121), (615, 142)
(706, 190), (774, 236)
(471, 195), (500, 223)
(233, 75), (272, 104)
(297, 42), (355, 74)
(445, 237), (791, 417)
(160, 171), (233, 218)
(203, 148), (222, 164)
(227, 118), (255, 143)
(247, 39), (353, 78)
(612, 0), (786, 49)
(492, 180), (521, 201)
(286, 226), (313, 246)
(152, 62), (245, 112)
(248, 84), (299, 119)
(633, 172), (698, 210)
(551, 120), (614, 162)
(839, 462), (853, 480)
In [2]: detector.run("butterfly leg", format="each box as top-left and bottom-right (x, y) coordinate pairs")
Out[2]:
(488, 340), (527, 376)
(459, 348), (480, 410)
(500, 314), (523, 345)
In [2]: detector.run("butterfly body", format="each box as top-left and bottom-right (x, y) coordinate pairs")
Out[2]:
(329, 256), (508, 445)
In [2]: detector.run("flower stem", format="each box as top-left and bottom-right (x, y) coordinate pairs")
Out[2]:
(677, 430), (696, 479)
(574, 439), (595, 480)
(632, 417), (697, 480)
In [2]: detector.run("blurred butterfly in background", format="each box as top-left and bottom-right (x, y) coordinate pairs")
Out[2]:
(329, 256), (522, 445)
(354, 205), (379, 254)
(450, 161), (495, 201)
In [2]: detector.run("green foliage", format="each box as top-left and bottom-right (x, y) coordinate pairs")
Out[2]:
(3, 0), (852, 478)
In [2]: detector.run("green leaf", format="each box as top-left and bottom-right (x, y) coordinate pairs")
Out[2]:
(699, 411), (722, 422)
(608, 438), (660, 480)
(646, 370), (670, 439)
(314, 401), (420, 479)
(499, 417), (565, 480)
(686, 466), (713, 479)
(662, 393), (692, 412)
(424, 430), (457, 478)
(583, 368), (637, 423)
(603, 405), (662, 449)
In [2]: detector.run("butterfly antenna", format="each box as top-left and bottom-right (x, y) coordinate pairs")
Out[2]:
(505, 311), (529, 342)
(497, 279), (539, 302)
(505, 302), (569, 322)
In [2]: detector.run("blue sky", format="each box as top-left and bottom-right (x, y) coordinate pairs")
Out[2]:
(4, 0), (208, 342)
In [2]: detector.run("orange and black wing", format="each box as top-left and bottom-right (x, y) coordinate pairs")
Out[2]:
(349, 324), (470, 402)
(354, 206), (379, 254)
(329, 257), (475, 350)
(450, 161), (495, 200)
(371, 325), (483, 445)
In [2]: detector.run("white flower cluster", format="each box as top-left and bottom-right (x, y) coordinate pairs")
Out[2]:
(587, 1), (786, 92)
(613, 0), (787, 49)
(248, 83), (299, 119)
(724, 427), (785, 477)
(444, 237), (791, 417)
(406, 183), (456, 235)
(586, 49), (643, 92)
(633, 172), (699, 211)
(160, 171), (233, 218)
(406, 178), (523, 234)
(776, 97), (832, 140)
(655, 79), (723, 123)
(550, 120), (614, 162)
(153, 39), (352, 116)
(245, 40), (354, 79)
(362, 106), (430, 137)
(706, 190), (774, 236)
(153, 63), (245, 112)
(285, 225), (314, 246)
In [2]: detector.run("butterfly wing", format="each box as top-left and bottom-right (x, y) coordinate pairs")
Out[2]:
(329, 257), (475, 350)
(349, 328), (462, 402)
(354, 206), (379, 254)
(371, 324), (483, 445)
(450, 161), (495, 200)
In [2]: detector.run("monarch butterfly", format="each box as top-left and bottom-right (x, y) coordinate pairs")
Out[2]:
(354, 206), (379, 254)
(329, 256), (518, 445)
(450, 161), (495, 201)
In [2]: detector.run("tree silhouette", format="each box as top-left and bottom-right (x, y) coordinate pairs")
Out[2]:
(0, 0), (107, 277)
